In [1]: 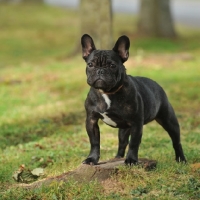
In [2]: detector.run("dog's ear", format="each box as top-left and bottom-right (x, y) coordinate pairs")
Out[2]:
(113, 35), (130, 63)
(81, 34), (96, 61)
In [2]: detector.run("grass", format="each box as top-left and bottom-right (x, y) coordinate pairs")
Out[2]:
(0, 2), (200, 200)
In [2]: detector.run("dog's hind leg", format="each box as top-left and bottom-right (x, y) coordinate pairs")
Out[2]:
(156, 104), (186, 163)
(115, 128), (130, 158)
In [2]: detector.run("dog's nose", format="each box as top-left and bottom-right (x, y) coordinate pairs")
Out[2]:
(97, 69), (105, 75)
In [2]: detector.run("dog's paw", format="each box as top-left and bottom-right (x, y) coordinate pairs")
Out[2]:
(176, 156), (187, 164)
(124, 158), (138, 166)
(125, 150), (138, 166)
(82, 157), (98, 165)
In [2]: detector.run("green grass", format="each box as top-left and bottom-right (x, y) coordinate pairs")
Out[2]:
(0, 4), (79, 66)
(0, 3), (200, 200)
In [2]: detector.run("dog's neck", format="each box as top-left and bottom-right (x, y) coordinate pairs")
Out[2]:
(98, 85), (123, 95)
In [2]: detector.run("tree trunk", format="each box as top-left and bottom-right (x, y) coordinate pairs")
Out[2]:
(138, 0), (176, 38)
(80, 0), (113, 49)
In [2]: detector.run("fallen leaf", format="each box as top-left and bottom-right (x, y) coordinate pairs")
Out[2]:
(12, 164), (25, 182)
(13, 165), (45, 183)
(31, 168), (44, 176)
(35, 143), (45, 149)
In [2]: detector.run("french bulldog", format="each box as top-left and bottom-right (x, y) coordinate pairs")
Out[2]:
(81, 34), (186, 165)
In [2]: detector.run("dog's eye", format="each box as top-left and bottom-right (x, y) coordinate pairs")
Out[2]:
(88, 63), (93, 67)
(110, 64), (116, 68)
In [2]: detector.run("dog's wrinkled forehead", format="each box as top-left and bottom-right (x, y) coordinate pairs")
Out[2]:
(89, 50), (117, 67)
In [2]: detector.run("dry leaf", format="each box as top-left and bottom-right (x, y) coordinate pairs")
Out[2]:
(13, 165), (44, 183)
(31, 168), (44, 176)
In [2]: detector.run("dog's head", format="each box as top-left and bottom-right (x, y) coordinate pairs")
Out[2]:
(81, 34), (130, 93)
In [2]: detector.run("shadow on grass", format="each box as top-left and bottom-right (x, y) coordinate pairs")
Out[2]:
(0, 111), (85, 149)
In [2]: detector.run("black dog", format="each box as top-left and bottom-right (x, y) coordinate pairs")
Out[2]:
(81, 34), (186, 165)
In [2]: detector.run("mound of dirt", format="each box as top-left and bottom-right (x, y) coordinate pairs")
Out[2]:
(20, 158), (157, 189)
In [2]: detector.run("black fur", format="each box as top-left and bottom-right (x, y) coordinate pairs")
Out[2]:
(81, 34), (186, 165)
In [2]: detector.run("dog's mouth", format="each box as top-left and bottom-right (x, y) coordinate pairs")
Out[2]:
(93, 79), (107, 89)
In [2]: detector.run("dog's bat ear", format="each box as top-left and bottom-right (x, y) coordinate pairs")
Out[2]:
(81, 34), (96, 61)
(113, 35), (130, 63)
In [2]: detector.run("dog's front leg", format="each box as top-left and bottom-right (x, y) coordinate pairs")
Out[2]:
(125, 123), (143, 165)
(82, 117), (100, 165)
(116, 128), (131, 158)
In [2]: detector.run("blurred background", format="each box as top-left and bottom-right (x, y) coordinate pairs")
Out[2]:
(0, 0), (200, 66)
(43, 0), (200, 28)
(0, 0), (200, 125)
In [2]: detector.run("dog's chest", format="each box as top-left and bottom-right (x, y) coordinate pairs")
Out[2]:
(99, 94), (117, 127)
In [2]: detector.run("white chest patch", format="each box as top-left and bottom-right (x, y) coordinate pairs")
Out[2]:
(102, 94), (111, 109)
(99, 94), (117, 127)
(101, 112), (117, 127)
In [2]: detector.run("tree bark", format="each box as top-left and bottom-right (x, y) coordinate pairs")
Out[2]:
(138, 0), (176, 38)
(80, 0), (113, 49)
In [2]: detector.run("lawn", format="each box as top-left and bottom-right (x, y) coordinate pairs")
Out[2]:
(0, 3), (200, 200)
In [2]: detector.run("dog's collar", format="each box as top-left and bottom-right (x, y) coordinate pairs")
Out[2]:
(98, 85), (123, 95)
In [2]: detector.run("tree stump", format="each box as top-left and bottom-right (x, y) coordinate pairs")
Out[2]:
(20, 158), (157, 189)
